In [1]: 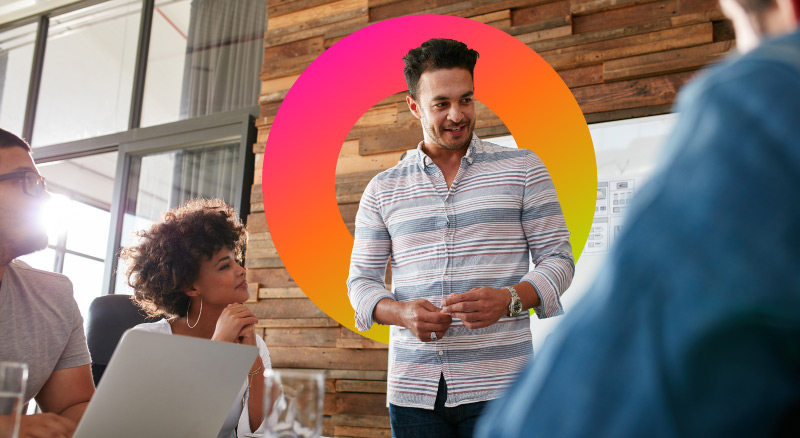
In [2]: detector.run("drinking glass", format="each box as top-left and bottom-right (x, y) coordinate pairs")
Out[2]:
(263, 369), (324, 438)
(0, 362), (27, 438)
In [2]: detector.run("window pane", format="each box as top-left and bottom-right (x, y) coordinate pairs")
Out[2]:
(0, 22), (37, 137)
(140, 0), (265, 127)
(32, 0), (141, 147)
(38, 152), (116, 257)
(134, 149), (178, 221)
(66, 201), (111, 259)
(115, 141), (240, 293)
(140, 0), (190, 127)
(17, 247), (56, 272)
(130, 142), (240, 222)
(62, 253), (105, 319)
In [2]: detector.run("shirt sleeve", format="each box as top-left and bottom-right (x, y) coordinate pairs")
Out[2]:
(346, 177), (395, 331)
(518, 152), (575, 318)
(55, 279), (91, 369)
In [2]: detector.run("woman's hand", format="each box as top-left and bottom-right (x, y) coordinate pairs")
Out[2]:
(211, 303), (258, 344)
(236, 323), (258, 346)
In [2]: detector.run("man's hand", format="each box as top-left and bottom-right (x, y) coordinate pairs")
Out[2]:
(211, 303), (259, 344)
(441, 287), (510, 329)
(399, 299), (453, 342)
(18, 413), (76, 438)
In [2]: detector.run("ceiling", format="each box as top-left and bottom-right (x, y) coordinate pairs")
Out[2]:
(0, 0), (84, 26)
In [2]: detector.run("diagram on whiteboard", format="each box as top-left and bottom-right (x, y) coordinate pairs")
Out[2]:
(586, 179), (636, 254)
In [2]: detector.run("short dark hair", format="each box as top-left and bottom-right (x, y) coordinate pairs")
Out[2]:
(121, 198), (247, 318)
(403, 38), (479, 99)
(0, 128), (32, 152)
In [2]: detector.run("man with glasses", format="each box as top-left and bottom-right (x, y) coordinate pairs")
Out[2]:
(0, 128), (94, 437)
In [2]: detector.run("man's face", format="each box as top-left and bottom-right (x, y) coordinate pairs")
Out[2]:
(407, 67), (476, 152)
(0, 147), (49, 263)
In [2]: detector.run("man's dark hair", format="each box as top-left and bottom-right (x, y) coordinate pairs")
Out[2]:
(0, 128), (32, 153)
(403, 38), (479, 99)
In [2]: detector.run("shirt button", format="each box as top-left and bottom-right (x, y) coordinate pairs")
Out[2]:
(438, 350), (444, 356)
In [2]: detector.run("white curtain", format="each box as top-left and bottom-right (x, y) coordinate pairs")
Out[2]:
(179, 0), (266, 118)
(170, 143), (240, 207)
(0, 48), (8, 111)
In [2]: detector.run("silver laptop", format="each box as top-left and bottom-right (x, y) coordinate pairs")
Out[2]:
(75, 329), (258, 438)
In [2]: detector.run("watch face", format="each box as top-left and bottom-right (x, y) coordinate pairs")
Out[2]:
(512, 300), (522, 316)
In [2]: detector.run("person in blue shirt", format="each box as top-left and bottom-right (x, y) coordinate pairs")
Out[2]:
(476, 0), (800, 436)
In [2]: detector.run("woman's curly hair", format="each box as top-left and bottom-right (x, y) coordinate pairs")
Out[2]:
(120, 198), (247, 318)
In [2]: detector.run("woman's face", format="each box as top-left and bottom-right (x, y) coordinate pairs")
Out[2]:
(190, 247), (249, 306)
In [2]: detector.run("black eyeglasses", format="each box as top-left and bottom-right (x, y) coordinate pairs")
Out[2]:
(0, 170), (47, 197)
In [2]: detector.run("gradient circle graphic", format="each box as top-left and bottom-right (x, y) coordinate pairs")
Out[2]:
(263, 15), (596, 344)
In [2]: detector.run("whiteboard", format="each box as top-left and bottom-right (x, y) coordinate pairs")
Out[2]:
(490, 112), (679, 354)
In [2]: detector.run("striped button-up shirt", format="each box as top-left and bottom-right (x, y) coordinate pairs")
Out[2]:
(347, 134), (574, 409)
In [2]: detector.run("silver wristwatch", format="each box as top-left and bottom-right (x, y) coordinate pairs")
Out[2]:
(504, 285), (522, 317)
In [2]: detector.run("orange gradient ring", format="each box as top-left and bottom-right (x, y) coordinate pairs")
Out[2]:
(263, 15), (596, 344)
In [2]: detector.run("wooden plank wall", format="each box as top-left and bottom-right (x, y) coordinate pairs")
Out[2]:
(248, 1), (732, 436)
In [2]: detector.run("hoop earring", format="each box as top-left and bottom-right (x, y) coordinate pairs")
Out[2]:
(187, 299), (202, 328)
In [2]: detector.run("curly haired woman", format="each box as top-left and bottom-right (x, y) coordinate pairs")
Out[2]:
(121, 198), (269, 438)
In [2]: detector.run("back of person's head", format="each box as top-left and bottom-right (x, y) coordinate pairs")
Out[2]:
(734, 0), (800, 14)
(121, 198), (246, 318)
(733, 0), (777, 12)
(403, 38), (479, 99)
(0, 129), (32, 155)
(722, 0), (799, 51)
(722, 0), (800, 23)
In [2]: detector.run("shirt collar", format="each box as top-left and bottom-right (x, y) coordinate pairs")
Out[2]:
(416, 133), (479, 170)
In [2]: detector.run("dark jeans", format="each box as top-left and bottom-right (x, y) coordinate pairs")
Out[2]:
(389, 375), (489, 438)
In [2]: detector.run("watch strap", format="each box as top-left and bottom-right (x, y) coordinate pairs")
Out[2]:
(504, 285), (522, 317)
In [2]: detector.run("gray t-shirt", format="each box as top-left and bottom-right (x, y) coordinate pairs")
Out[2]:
(0, 259), (91, 403)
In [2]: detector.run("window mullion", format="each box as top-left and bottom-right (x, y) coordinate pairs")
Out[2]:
(21, 15), (48, 144)
(128, 0), (155, 130)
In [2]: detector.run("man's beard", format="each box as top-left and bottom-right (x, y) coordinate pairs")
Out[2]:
(0, 223), (48, 264)
(426, 119), (474, 151)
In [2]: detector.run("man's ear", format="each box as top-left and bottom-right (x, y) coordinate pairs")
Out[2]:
(406, 94), (422, 120)
(781, 0), (800, 24)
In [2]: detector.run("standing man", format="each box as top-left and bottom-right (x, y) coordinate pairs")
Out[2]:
(0, 128), (94, 438)
(476, 0), (800, 436)
(347, 39), (574, 437)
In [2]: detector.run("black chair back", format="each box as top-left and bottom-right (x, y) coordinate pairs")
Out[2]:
(85, 294), (161, 386)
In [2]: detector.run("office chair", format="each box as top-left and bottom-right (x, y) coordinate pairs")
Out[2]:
(86, 294), (161, 386)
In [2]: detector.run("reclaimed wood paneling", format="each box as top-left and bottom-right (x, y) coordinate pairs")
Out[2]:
(570, 0), (664, 16)
(257, 317), (340, 328)
(572, 0), (678, 34)
(512, 1), (570, 27)
(251, 1), (734, 434)
(269, 0), (367, 30)
(333, 425), (392, 438)
(258, 286), (307, 299)
(270, 347), (388, 370)
(249, 299), (328, 319)
(540, 22), (714, 70)
(264, 327), (342, 347)
(572, 70), (693, 113)
(601, 40), (733, 81)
